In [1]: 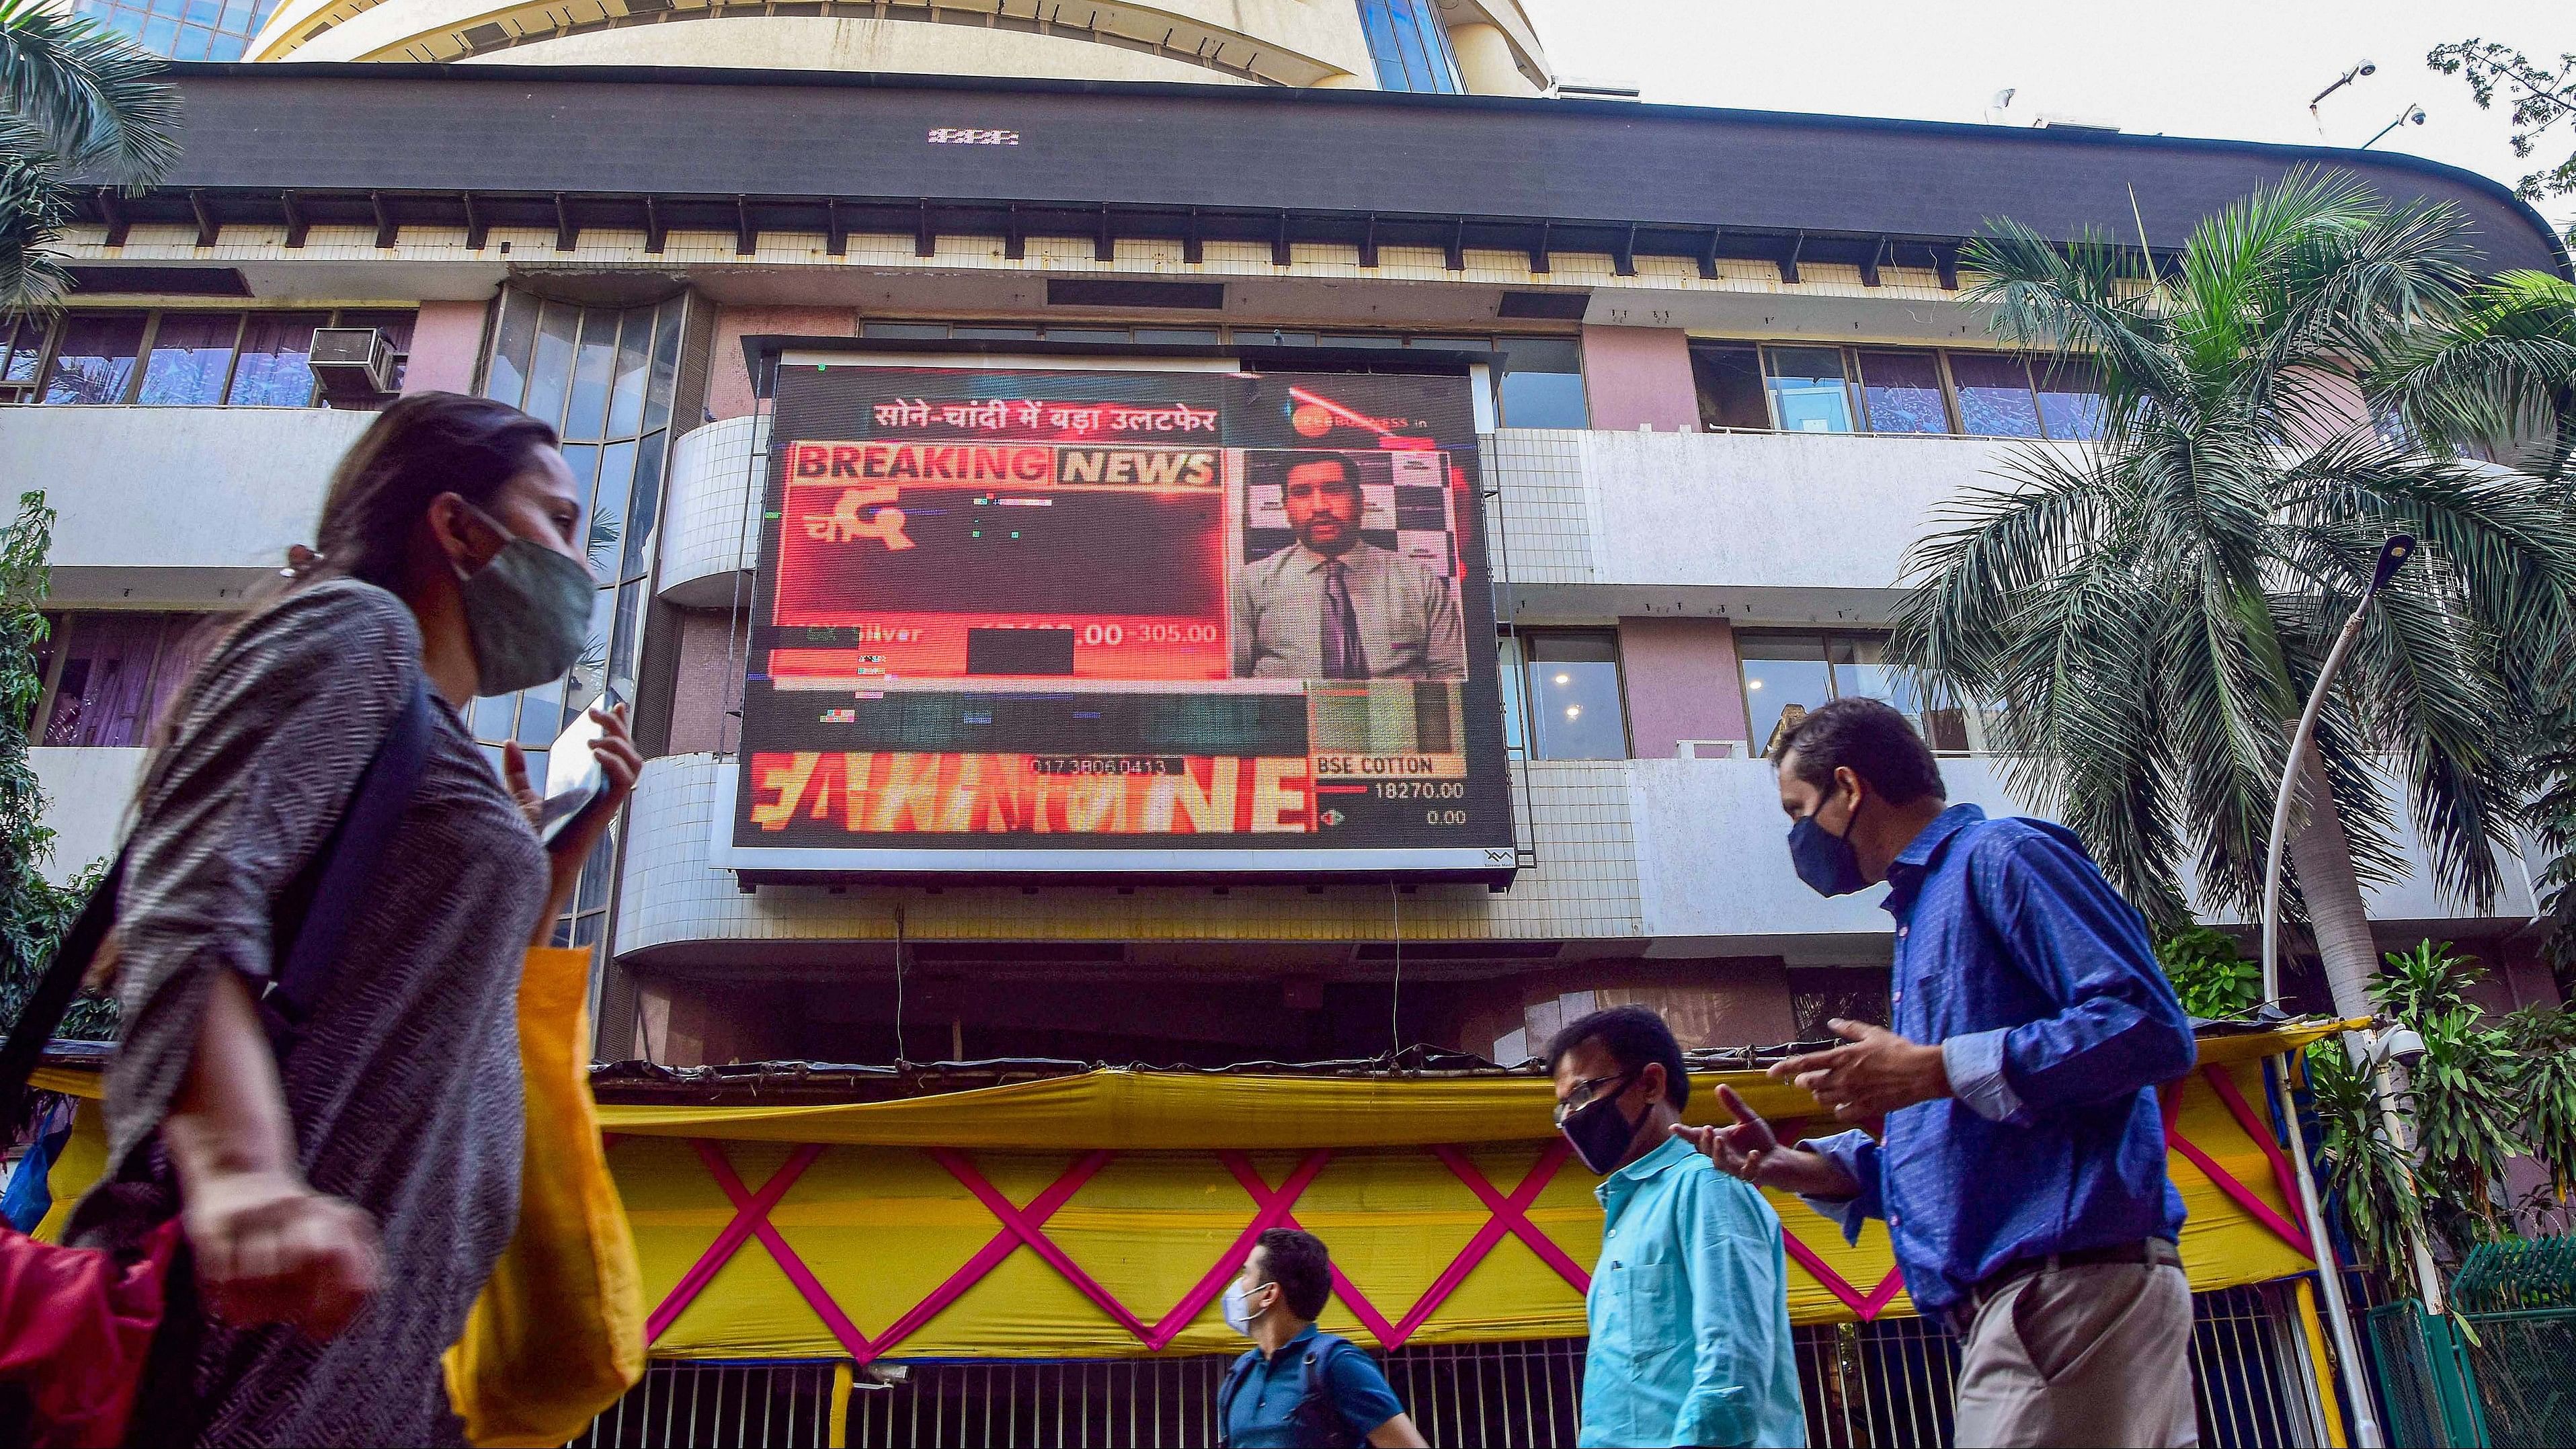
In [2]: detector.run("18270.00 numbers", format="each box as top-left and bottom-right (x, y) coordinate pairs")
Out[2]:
(1371, 781), (1468, 827)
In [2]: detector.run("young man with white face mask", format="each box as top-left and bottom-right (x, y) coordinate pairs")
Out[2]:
(1215, 1229), (1426, 1448)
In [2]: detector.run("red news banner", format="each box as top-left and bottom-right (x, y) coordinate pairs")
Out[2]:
(747, 752), (1315, 835)
(768, 402), (1234, 684)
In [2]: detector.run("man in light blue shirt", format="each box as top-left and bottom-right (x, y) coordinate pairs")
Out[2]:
(1548, 1005), (1805, 1448)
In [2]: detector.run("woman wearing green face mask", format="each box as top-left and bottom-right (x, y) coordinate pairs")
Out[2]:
(65, 391), (643, 1446)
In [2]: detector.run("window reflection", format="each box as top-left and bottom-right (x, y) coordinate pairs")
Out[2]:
(1855, 350), (1949, 434)
(1739, 631), (1993, 753)
(1949, 354), (2044, 438)
(2, 318), (45, 386)
(470, 288), (686, 948)
(2034, 359), (2107, 440)
(487, 291), (540, 411)
(563, 308), (618, 442)
(1523, 631), (1627, 760)
(227, 313), (330, 407)
(1497, 635), (1529, 755)
(137, 313), (240, 405)
(523, 303), (580, 431)
(1764, 347), (1855, 433)
(1498, 338), (1586, 427)
(1355, 0), (1464, 94)
(38, 612), (214, 748)
(40, 313), (146, 405)
(1739, 634), (1835, 757)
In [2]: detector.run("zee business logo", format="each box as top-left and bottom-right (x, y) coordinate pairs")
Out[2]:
(927, 128), (1020, 145)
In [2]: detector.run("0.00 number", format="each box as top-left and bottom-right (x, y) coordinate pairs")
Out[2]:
(1424, 809), (1470, 827)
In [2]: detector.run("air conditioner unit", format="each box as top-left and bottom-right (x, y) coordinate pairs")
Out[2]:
(309, 327), (395, 399)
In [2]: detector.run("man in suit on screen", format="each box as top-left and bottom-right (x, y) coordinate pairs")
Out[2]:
(1233, 453), (1464, 681)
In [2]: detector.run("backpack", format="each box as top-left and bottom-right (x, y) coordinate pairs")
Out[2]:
(1215, 1333), (1368, 1449)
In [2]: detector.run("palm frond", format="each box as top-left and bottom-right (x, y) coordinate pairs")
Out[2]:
(0, 0), (179, 184)
(0, 149), (71, 318)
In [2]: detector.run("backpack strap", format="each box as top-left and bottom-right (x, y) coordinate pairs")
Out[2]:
(1295, 1333), (1368, 1448)
(0, 674), (436, 1116)
(1213, 1348), (1262, 1449)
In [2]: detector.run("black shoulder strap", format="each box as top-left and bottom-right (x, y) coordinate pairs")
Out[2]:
(1214, 1348), (1262, 1449)
(1295, 1335), (1367, 1448)
(0, 675), (435, 1114)
(260, 676), (434, 1036)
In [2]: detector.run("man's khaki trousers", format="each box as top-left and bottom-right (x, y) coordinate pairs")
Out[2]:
(1950, 1259), (2198, 1448)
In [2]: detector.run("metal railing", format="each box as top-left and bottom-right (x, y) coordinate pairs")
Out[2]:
(595, 1280), (2330, 1448)
(576, 1360), (842, 1449)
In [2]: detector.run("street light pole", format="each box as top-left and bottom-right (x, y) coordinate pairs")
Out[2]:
(2360, 104), (2428, 151)
(2258, 534), (2414, 1449)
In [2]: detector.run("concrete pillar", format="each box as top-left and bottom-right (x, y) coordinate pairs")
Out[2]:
(1579, 326), (1699, 433)
(708, 305), (857, 420)
(1447, 21), (1538, 97)
(400, 298), (489, 395)
(665, 608), (741, 755)
(1617, 616), (1748, 759)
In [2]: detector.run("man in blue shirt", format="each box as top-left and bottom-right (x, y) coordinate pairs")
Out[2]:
(1549, 1006), (1806, 1448)
(1217, 1229), (1426, 1448)
(1677, 698), (2199, 1448)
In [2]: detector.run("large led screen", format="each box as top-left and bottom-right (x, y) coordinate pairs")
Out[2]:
(717, 359), (1517, 879)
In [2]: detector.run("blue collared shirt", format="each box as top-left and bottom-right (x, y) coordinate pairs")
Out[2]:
(1223, 1323), (1406, 1448)
(1800, 804), (2195, 1317)
(1580, 1136), (1806, 1448)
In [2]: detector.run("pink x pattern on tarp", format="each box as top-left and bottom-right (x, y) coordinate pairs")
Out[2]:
(1757, 1116), (1906, 1321)
(2160, 1069), (2315, 1259)
(643, 1142), (1114, 1362)
(645, 1141), (825, 1346)
(868, 1149), (1117, 1361)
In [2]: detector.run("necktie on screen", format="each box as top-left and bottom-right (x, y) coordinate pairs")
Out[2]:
(1321, 560), (1368, 679)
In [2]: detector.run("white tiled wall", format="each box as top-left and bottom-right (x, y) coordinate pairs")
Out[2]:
(656, 413), (768, 600)
(613, 754), (1643, 956)
(1483, 429), (1595, 585)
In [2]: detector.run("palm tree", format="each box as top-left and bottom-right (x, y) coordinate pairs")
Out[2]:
(2374, 273), (2576, 982)
(1, 0), (179, 317)
(1890, 171), (2576, 1019)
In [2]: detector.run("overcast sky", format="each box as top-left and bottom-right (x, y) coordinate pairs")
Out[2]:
(1519, 0), (2576, 240)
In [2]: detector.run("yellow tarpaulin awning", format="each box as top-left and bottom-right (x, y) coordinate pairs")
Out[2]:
(28, 1023), (2348, 1362)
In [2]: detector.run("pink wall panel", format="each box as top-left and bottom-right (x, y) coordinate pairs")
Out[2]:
(401, 299), (489, 395)
(1579, 326), (1699, 433)
(1617, 616), (1747, 759)
(666, 608), (742, 756)
(708, 306), (858, 420)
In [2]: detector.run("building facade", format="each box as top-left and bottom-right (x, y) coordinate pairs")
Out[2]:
(7, 28), (2572, 1445)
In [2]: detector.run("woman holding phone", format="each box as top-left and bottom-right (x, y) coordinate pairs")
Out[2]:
(67, 392), (643, 1446)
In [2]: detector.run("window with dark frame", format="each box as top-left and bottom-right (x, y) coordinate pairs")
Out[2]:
(1687, 341), (2105, 441)
(477, 288), (688, 957)
(1519, 630), (1629, 761)
(33, 612), (218, 750)
(1689, 343), (1767, 431)
(7, 308), (417, 409)
(1738, 630), (1993, 756)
